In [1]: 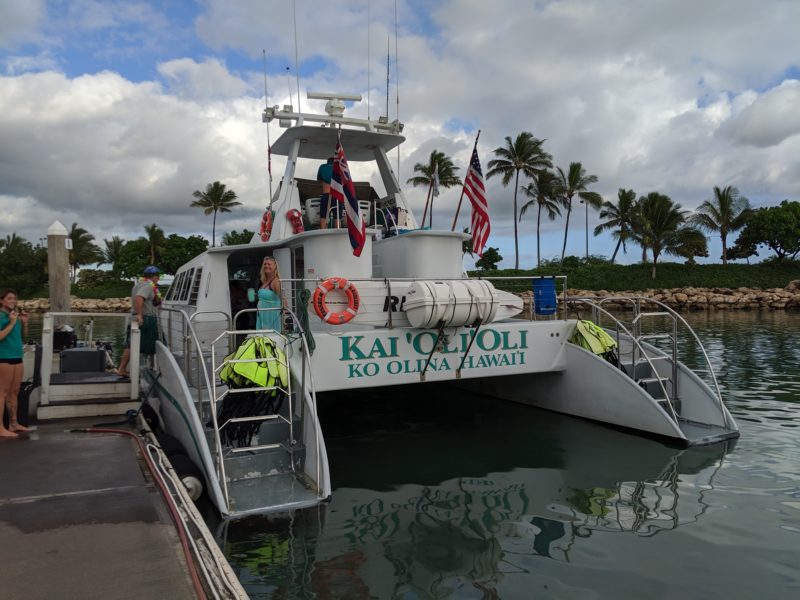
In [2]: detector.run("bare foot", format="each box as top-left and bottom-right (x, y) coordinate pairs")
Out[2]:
(0, 429), (19, 438)
(10, 423), (31, 433)
(115, 369), (130, 378)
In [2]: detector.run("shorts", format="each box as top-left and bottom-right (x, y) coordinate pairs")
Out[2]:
(0, 358), (22, 364)
(124, 315), (159, 355)
(319, 193), (342, 222)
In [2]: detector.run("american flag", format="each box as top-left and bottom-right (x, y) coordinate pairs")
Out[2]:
(464, 147), (489, 256)
(331, 135), (366, 257)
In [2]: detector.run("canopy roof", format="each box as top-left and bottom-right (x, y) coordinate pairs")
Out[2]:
(270, 126), (405, 160)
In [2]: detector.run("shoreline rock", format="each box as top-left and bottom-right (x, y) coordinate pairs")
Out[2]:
(18, 297), (132, 313)
(522, 280), (800, 312)
(18, 280), (800, 313)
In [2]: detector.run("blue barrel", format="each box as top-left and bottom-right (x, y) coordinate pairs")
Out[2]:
(533, 277), (558, 316)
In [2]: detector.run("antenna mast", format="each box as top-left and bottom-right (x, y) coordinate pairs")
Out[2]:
(262, 50), (273, 203)
(385, 37), (390, 118)
(394, 0), (400, 178)
(292, 0), (301, 112)
(286, 66), (293, 107)
(367, 0), (371, 120)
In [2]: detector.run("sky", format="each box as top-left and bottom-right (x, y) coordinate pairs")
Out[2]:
(1, 0), (799, 269)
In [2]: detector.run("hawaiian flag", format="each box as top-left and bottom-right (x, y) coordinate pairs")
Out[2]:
(464, 147), (490, 256)
(331, 134), (366, 256)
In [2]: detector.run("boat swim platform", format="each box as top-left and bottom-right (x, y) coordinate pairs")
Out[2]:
(0, 418), (198, 600)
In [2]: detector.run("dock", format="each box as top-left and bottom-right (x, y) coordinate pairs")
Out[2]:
(1, 418), (205, 599)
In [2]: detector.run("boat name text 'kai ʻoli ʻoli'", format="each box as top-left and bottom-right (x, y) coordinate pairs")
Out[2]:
(339, 329), (528, 378)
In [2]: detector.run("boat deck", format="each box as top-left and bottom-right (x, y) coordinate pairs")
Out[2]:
(0, 418), (198, 599)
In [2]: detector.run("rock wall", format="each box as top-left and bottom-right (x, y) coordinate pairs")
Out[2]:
(522, 280), (800, 312)
(18, 297), (131, 313)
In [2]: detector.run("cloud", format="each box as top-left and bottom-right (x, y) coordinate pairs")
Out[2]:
(0, 70), (271, 245)
(719, 80), (800, 148)
(0, 0), (45, 49)
(157, 57), (251, 99)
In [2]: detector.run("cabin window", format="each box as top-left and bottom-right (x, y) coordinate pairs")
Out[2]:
(164, 279), (175, 301)
(188, 267), (203, 305)
(168, 272), (184, 301)
(179, 268), (194, 301)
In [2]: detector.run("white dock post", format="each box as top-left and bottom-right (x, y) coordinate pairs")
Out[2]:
(47, 221), (71, 323)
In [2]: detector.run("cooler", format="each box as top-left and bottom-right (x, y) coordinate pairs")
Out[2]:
(60, 348), (106, 373)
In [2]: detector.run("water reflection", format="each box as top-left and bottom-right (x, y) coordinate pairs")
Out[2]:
(218, 388), (734, 599)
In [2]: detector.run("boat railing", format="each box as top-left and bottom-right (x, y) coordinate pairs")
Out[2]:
(232, 306), (322, 496)
(475, 275), (569, 320)
(566, 299), (680, 423)
(209, 306), (323, 508)
(592, 296), (730, 429)
(160, 308), (231, 391)
(208, 326), (293, 510)
(39, 312), (140, 405)
(158, 307), (219, 418)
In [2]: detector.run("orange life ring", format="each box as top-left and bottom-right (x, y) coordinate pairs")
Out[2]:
(312, 277), (360, 325)
(259, 210), (273, 242)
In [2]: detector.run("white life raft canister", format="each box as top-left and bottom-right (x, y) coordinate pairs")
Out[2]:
(404, 280), (499, 329)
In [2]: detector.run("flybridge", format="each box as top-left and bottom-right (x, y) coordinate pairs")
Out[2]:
(262, 91), (404, 135)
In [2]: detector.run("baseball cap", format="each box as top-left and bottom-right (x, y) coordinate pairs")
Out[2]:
(143, 265), (160, 275)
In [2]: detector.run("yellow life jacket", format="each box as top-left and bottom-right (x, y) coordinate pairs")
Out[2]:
(220, 336), (289, 390)
(570, 320), (617, 355)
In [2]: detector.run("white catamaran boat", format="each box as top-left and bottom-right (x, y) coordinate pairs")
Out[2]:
(148, 92), (738, 519)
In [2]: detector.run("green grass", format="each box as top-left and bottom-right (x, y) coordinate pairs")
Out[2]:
(471, 261), (800, 292)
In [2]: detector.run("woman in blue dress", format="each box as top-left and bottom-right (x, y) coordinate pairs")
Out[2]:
(256, 257), (284, 332)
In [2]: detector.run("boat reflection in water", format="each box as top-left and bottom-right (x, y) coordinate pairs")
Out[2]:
(215, 386), (734, 598)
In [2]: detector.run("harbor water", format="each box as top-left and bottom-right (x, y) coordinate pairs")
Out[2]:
(27, 311), (800, 599)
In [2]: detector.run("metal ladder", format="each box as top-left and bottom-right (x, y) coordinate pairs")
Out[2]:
(576, 299), (681, 422)
(630, 308), (679, 411)
(209, 329), (296, 511)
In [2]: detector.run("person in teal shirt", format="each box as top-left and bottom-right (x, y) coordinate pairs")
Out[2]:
(256, 257), (284, 332)
(0, 288), (30, 437)
(317, 156), (340, 229)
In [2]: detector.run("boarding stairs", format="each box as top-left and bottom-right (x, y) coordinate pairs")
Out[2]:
(160, 306), (323, 516)
(569, 297), (737, 445)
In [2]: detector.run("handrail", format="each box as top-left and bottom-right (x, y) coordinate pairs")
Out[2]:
(594, 296), (729, 429)
(567, 299), (679, 423)
(158, 306), (221, 475)
(478, 274), (569, 320)
(283, 305), (323, 495)
(40, 311), (140, 402)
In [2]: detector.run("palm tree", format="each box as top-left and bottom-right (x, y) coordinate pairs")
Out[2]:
(406, 150), (462, 228)
(690, 185), (751, 265)
(102, 236), (125, 276)
(635, 192), (705, 279)
(141, 224), (166, 265)
(519, 170), (561, 267)
(1, 233), (24, 252)
(674, 227), (709, 265)
(593, 188), (638, 263)
(486, 132), (553, 269)
(191, 181), (241, 247)
(67, 222), (102, 283)
(553, 162), (602, 265)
